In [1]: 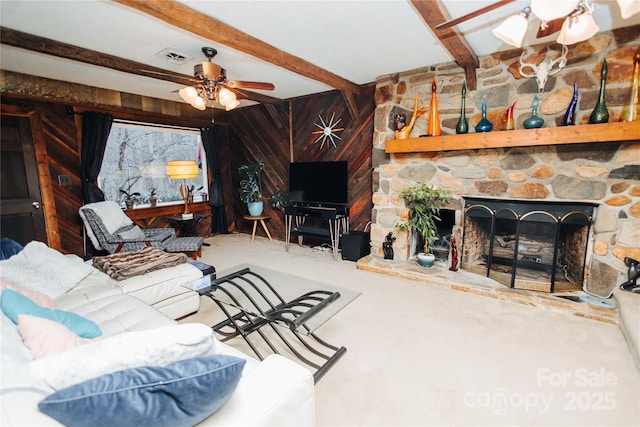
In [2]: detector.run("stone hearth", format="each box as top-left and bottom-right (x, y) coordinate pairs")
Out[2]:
(356, 256), (618, 324)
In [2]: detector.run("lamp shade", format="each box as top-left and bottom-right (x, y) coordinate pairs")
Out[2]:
(617, 0), (640, 19)
(218, 87), (237, 106)
(166, 161), (199, 180)
(492, 14), (529, 48)
(557, 13), (599, 45)
(225, 99), (241, 111)
(530, 0), (579, 21)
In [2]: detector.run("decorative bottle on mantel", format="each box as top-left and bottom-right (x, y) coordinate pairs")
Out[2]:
(475, 96), (493, 132)
(456, 81), (469, 134)
(503, 99), (517, 130)
(427, 78), (442, 136)
(589, 59), (609, 124)
(562, 82), (578, 126)
(620, 52), (639, 122)
(523, 95), (544, 129)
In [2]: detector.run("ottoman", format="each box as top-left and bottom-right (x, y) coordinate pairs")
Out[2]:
(164, 236), (204, 259)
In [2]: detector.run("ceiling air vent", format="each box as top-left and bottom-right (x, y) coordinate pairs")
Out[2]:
(155, 48), (193, 65)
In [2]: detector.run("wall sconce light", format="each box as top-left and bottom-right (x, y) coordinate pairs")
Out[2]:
(166, 160), (199, 219)
(492, 6), (531, 48)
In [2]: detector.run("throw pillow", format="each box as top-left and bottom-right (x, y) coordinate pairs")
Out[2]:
(30, 323), (219, 390)
(0, 237), (23, 259)
(0, 280), (55, 309)
(0, 289), (102, 338)
(117, 225), (146, 240)
(38, 354), (246, 427)
(0, 241), (94, 298)
(18, 314), (90, 359)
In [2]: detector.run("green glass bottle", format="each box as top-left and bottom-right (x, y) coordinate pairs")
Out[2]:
(589, 59), (609, 124)
(455, 81), (469, 134)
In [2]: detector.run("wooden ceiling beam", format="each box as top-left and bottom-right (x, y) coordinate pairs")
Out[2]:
(113, 0), (361, 98)
(409, 0), (479, 90)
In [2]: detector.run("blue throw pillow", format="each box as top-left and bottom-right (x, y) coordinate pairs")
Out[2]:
(0, 237), (23, 259)
(0, 289), (102, 338)
(38, 354), (246, 427)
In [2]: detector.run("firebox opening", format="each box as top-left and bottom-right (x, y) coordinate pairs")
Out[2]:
(461, 198), (595, 293)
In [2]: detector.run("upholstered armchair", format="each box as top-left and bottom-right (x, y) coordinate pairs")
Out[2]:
(79, 201), (175, 254)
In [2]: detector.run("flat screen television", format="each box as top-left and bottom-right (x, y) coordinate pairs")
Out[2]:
(289, 161), (348, 206)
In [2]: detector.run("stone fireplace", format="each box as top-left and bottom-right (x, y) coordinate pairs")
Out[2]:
(368, 29), (640, 297)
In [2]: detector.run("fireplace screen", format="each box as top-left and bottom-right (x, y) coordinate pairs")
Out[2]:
(461, 198), (596, 292)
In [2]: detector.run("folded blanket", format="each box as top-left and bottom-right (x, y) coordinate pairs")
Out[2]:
(92, 247), (187, 281)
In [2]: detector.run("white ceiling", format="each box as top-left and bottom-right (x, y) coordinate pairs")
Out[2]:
(1, 0), (639, 109)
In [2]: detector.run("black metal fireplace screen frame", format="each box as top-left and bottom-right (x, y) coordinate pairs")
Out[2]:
(462, 197), (597, 293)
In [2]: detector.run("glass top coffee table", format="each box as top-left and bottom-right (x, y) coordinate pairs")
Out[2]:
(185, 263), (357, 383)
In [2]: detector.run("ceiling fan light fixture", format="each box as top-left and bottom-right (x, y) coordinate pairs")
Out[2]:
(217, 87), (236, 106)
(179, 86), (198, 104)
(225, 100), (240, 111)
(531, 0), (580, 21)
(557, 11), (599, 45)
(191, 95), (207, 111)
(616, 0), (640, 18)
(492, 7), (531, 48)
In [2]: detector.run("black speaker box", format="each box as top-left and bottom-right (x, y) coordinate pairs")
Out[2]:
(340, 231), (370, 261)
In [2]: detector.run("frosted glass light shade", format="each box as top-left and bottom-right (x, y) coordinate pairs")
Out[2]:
(531, 0), (579, 21)
(225, 99), (240, 111)
(179, 86), (198, 103)
(617, 0), (640, 18)
(166, 161), (199, 180)
(191, 96), (206, 110)
(557, 13), (599, 45)
(218, 88), (236, 106)
(492, 14), (529, 48)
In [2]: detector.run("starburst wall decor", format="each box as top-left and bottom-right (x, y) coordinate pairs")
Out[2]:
(312, 113), (344, 149)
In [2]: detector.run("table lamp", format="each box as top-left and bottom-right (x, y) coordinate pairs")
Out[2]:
(166, 160), (199, 219)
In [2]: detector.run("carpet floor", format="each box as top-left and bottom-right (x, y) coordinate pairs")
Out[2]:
(180, 233), (640, 426)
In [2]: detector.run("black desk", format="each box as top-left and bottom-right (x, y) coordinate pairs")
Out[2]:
(284, 204), (349, 261)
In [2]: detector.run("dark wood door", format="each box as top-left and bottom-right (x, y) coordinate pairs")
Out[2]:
(1, 115), (47, 245)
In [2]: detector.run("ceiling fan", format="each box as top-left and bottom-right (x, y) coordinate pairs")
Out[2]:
(176, 47), (275, 111)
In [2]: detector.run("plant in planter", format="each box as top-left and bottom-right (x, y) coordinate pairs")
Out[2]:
(238, 160), (265, 216)
(119, 187), (140, 210)
(149, 188), (157, 207)
(396, 182), (452, 267)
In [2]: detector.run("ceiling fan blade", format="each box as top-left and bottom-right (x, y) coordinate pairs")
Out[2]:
(536, 18), (565, 38)
(435, 0), (516, 30)
(226, 80), (275, 91)
(141, 69), (199, 83)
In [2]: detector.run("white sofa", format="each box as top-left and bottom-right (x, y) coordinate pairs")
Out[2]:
(0, 242), (314, 426)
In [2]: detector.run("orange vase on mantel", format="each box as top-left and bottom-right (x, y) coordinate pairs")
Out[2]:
(427, 78), (441, 136)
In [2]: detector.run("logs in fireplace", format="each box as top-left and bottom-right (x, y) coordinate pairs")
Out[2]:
(461, 198), (597, 293)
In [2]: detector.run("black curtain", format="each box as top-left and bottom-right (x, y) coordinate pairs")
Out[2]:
(81, 112), (113, 204)
(201, 127), (229, 234)
(80, 112), (113, 258)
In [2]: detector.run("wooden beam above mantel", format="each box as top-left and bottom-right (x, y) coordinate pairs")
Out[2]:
(385, 121), (640, 153)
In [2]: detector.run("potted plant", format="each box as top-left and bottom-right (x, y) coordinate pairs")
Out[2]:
(149, 188), (157, 207)
(119, 187), (140, 210)
(396, 182), (452, 267)
(238, 159), (265, 216)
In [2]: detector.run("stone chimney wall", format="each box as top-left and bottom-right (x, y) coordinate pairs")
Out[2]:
(371, 27), (640, 294)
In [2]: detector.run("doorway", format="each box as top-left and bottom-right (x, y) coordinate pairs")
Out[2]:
(1, 115), (47, 245)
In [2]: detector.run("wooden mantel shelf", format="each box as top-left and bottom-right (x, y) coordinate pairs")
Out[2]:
(385, 121), (640, 153)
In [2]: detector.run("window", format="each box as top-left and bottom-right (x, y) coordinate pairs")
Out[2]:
(98, 122), (207, 208)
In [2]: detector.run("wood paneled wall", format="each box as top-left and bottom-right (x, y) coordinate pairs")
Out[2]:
(1, 83), (374, 255)
(228, 86), (375, 240)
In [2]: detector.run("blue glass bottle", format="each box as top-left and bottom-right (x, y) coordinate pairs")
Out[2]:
(475, 97), (493, 132)
(562, 82), (578, 126)
(524, 95), (544, 129)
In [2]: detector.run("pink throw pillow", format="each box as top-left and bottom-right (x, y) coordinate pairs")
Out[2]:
(0, 280), (55, 309)
(17, 314), (90, 359)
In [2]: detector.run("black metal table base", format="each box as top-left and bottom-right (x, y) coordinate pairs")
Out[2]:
(199, 268), (346, 383)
